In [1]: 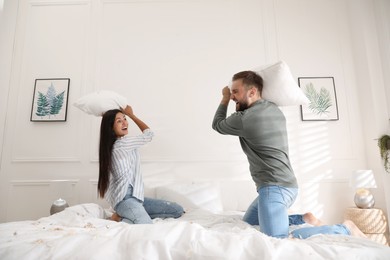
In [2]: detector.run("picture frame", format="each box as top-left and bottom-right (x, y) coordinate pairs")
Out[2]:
(30, 78), (70, 122)
(298, 77), (339, 121)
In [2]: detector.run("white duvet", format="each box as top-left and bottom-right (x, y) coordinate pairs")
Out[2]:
(0, 203), (389, 260)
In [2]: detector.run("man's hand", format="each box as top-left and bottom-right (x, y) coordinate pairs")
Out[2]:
(222, 86), (231, 98)
(221, 86), (231, 105)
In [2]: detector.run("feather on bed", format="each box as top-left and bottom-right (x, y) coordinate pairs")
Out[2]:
(0, 203), (389, 260)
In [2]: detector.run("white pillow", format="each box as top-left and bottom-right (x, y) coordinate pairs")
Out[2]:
(256, 61), (309, 106)
(73, 90), (128, 116)
(155, 182), (224, 213)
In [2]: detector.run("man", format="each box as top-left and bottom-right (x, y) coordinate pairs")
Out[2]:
(212, 71), (298, 238)
(212, 71), (368, 240)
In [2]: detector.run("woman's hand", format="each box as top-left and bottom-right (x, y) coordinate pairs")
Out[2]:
(122, 105), (134, 118)
(122, 105), (149, 132)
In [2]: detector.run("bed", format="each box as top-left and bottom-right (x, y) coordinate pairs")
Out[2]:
(1, 183), (390, 260)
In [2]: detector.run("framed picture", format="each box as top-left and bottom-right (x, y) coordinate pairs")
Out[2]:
(298, 77), (339, 121)
(30, 78), (70, 122)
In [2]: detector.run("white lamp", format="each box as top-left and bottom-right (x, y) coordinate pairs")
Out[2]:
(350, 170), (377, 209)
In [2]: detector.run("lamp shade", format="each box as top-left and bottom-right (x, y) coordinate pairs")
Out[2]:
(350, 170), (377, 189)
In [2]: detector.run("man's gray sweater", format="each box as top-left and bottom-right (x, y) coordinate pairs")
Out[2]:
(212, 99), (298, 190)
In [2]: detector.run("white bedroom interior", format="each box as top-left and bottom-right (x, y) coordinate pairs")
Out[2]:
(0, 0), (389, 244)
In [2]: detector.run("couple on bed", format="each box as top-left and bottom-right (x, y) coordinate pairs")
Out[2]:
(97, 70), (366, 240)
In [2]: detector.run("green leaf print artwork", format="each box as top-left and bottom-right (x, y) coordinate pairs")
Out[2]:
(31, 78), (70, 122)
(304, 83), (333, 116)
(35, 83), (65, 118)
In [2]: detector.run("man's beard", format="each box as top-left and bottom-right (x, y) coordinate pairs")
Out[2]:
(236, 101), (249, 111)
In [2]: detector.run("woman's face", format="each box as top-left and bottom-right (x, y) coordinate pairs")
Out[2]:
(113, 112), (128, 138)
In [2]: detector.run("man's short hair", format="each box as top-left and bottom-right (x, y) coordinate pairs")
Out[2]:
(232, 71), (263, 94)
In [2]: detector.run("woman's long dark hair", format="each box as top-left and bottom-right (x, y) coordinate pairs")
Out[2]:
(98, 109), (121, 198)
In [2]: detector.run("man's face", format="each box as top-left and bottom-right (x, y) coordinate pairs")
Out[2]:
(231, 79), (250, 111)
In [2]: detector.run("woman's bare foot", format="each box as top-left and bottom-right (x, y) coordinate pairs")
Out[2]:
(343, 220), (367, 238)
(303, 212), (324, 226)
(109, 212), (122, 222)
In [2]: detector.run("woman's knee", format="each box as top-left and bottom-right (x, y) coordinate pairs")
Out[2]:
(115, 199), (152, 224)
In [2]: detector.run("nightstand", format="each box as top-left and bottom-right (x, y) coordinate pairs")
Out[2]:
(344, 207), (388, 246)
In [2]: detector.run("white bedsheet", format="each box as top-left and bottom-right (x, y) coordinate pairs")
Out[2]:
(0, 203), (389, 260)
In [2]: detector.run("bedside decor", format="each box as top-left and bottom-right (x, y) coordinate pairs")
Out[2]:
(344, 207), (388, 246)
(50, 198), (69, 215)
(350, 170), (377, 209)
(49, 180), (72, 215)
(377, 134), (390, 173)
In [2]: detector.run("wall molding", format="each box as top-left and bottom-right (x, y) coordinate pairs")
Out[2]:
(89, 178), (350, 184)
(7, 0), (90, 165)
(298, 178), (349, 184)
(10, 179), (79, 186)
(30, 0), (90, 6)
(11, 157), (81, 163)
(101, 0), (226, 3)
(89, 157), (248, 163)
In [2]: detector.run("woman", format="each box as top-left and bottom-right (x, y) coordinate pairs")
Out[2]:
(98, 105), (184, 224)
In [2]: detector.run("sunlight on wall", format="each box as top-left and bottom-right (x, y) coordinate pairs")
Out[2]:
(298, 123), (332, 173)
(292, 170), (336, 219)
(283, 107), (335, 220)
(293, 182), (323, 216)
(284, 109), (332, 174)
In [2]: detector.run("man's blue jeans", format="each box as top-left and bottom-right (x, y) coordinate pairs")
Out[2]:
(291, 224), (350, 239)
(114, 185), (184, 224)
(243, 185), (298, 238)
(243, 185), (351, 239)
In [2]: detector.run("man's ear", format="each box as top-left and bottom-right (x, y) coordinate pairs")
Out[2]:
(249, 87), (257, 97)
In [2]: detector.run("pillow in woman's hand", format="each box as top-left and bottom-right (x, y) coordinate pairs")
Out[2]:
(74, 90), (128, 116)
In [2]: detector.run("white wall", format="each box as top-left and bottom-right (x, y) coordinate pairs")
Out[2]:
(0, 0), (389, 227)
(348, 0), (390, 231)
(0, 0), (19, 222)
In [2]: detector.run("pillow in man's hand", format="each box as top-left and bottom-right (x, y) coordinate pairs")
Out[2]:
(256, 61), (309, 106)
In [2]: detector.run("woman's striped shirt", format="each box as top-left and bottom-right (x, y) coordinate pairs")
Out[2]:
(104, 129), (154, 208)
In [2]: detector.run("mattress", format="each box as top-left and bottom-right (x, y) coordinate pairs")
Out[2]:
(0, 203), (389, 259)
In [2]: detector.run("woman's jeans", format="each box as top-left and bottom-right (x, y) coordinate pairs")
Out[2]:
(114, 185), (184, 224)
(243, 185), (298, 238)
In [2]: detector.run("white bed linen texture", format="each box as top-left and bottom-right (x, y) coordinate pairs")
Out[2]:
(1, 204), (389, 260)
